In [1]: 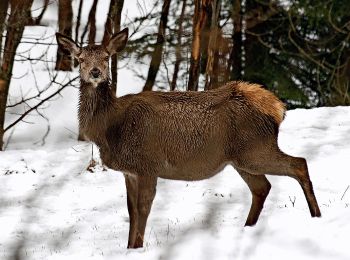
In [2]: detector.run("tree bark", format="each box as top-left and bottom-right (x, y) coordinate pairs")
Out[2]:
(88, 0), (98, 44)
(0, 0), (9, 64)
(0, 0), (34, 150)
(187, 0), (211, 91)
(228, 0), (242, 80)
(142, 0), (171, 92)
(80, 0), (98, 45)
(204, 0), (220, 90)
(75, 0), (83, 43)
(55, 0), (73, 71)
(170, 0), (187, 91)
(102, 0), (125, 95)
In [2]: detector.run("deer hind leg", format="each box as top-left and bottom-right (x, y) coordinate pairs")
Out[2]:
(237, 170), (271, 226)
(237, 147), (321, 218)
(124, 174), (157, 249)
(287, 156), (321, 217)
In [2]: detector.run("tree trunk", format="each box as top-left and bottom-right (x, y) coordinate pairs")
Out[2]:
(80, 0), (98, 45)
(170, 0), (187, 91)
(0, 79), (6, 150)
(75, 0), (83, 43)
(74, 0), (83, 67)
(143, 0), (171, 92)
(187, 0), (211, 91)
(228, 0), (242, 80)
(0, 0), (9, 64)
(89, 0), (98, 44)
(27, 0), (49, 25)
(0, 0), (34, 150)
(204, 0), (220, 90)
(55, 0), (73, 71)
(102, 0), (125, 95)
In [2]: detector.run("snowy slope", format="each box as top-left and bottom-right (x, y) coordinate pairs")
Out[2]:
(1, 105), (350, 260)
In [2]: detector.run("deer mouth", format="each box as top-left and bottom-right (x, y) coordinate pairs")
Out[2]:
(89, 77), (102, 88)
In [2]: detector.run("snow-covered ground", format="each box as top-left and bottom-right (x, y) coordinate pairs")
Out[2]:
(1, 1), (350, 259)
(1, 101), (350, 260)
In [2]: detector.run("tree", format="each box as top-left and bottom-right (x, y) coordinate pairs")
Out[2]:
(55, 0), (73, 71)
(170, 0), (187, 91)
(0, 0), (10, 62)
(27, 0), (49, 26)
(0, 0), (34, 150)
(143, 0), (172, 91)
(80, 0), (99, 45)
(187, 0), (212, 91)
(240, 0), (350, 107)
(103, 0), (125, 94)
(204, 0), (221, 90)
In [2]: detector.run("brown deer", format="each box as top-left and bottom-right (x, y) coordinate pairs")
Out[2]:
(56, 28), (321, 249)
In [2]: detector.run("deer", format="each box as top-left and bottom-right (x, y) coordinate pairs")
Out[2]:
(56, 28), (321, 249)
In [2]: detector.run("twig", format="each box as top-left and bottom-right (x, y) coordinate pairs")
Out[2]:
(341, 185), (349, 200)
(3, 127), (16, 150)
(87, 143), (97, 172)
(4, 76), (79, 132)
(33, 112), (50, 146)
(289, 196), (296, 207)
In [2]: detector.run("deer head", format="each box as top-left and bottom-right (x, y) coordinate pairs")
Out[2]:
(56, 28), (129, 88)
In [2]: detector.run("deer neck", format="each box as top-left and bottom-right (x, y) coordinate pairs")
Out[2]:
(78, 79), (117, 140)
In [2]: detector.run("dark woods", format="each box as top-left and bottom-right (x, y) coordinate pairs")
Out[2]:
(0, 0), (349, 150)
(134, 0), (349, 108)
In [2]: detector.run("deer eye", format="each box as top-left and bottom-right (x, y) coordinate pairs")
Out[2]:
(104, 56), (109, 61)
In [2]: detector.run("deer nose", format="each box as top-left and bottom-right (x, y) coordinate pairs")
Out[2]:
(90, 68), (101, 78)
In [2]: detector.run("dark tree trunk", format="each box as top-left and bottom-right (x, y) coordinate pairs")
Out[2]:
(228, 33), (242, 80)
(55, 0), (73, 71)
(187, 0), (211, 91)
(103, 0), (125, 95)
(88, 0), (99, 44)
(228, 0), (242, 80)
(170, 0), (187, 91)
(74, 0), (83, 67)
(75, 0), (83, 43)
(143, 0), (171, 92)
(0, 0), (10, 62)
(0, 0), (34, 150)
(80, 0), (98, 45)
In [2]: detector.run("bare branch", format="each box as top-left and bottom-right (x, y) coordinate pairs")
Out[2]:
(4, 76), (79, 133)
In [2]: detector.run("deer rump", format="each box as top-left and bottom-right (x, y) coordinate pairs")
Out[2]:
(103, 81), (285, 181)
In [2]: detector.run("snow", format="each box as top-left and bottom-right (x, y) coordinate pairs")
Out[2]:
(1, 1), (350, 259)
(1, 104), (350, 260)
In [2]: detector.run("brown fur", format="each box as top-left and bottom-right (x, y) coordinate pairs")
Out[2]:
(56, 29), (321, 249)
(233, 81), (286, 124)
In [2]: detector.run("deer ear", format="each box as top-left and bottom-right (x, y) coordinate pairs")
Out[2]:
(106, 28), (129, 55)
(56, 33), (80, 58)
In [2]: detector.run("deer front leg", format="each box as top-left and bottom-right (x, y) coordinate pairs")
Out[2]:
(125, 174), (138, 248)
(124, 174), (157, 249)
(134, 176), (157, 248)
